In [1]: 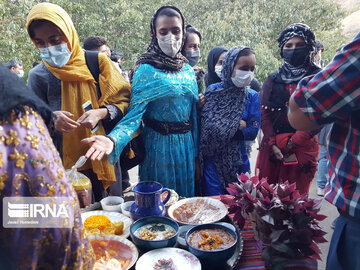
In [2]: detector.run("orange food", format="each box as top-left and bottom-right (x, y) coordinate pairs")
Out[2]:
(90, 239), (133, 269)
(189, 228), (235, 251)
(84, 215), (112, 231)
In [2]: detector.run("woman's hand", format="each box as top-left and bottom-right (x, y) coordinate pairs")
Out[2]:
(77, 108), (108, 129)
(81, 135), (114, 161)
(238, 120), (247, 130)
(54, 111), (80, 133)
(284, 137), (295, 153)
(197, 94), (206, 108)
(271, 144), (284, 161)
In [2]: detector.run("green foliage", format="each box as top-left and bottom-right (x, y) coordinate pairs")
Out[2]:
(0, 0), (352, 84)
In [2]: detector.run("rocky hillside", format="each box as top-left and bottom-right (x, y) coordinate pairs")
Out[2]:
(334, 0), (360, 37)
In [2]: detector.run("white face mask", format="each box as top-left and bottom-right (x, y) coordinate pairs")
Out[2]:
(215, 65), (222, 78)
(17, 70), (24, 78)
(231, 70), (254, 88)
(157, 34), (182, 58)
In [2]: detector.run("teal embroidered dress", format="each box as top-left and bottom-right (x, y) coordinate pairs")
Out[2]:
(108, 63), (198, 197)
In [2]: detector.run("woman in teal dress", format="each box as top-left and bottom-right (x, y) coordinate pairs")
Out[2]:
(82, 6), (198, 197)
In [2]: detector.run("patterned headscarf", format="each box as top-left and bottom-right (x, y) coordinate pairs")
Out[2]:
(277, 23), (317, 83)
(130, 6), (188, 81)
(277, 23), (316, 49)
(200, 46), (249, 186)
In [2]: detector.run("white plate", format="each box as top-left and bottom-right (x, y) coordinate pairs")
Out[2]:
(88, 234), (138, 270)
(136, 247), (201, 270)
(168, 197), (228, 225)
(161, 189), (179, 207)
(81, 210), (132, 238)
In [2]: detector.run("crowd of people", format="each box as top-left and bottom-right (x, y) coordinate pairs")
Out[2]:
(1, 2), (359, 270)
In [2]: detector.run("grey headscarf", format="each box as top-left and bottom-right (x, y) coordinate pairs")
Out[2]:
(200, 46), (249, 187)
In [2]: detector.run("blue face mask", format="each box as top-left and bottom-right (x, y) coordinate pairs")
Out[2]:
(186, 50), (200, 67)
(39, 43), (71, 67)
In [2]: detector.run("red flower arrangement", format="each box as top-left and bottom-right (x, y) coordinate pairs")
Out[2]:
(220, 174), (327, 270)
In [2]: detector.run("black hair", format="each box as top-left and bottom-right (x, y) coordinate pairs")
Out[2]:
(185, 24), (202, 42)
(154, 7), (182, 28)
(6, 59), (22, 69)
(83, 36), (107, 51)
(315, 40), (324, 54)
(28, 19), (51, 39)
(32, 61), (40, 68)
(236, 48), (256, 62)
(181, 24), (202, 55)
(110, 54), (121, 62)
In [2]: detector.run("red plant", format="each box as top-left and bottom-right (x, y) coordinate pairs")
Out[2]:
(220, 174), (327, 270)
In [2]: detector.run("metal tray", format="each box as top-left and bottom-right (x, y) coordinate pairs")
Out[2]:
(83, 202), (243, 269)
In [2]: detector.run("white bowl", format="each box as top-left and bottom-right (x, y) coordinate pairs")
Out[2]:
(100, 196), (124, 212)
(121, 201), (134, 217)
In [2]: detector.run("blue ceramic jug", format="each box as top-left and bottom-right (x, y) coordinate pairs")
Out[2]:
(130, 181), (171, 221)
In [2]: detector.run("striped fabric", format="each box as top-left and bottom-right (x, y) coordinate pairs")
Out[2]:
(235, 220), (317, 269)
(293, 32), (360, 219)
(212, 196), (318, 269)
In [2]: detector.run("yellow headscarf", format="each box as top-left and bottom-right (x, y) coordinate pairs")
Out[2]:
(27, 3), (131, 189)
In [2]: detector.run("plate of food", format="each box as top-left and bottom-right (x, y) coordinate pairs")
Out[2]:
(81, 210), (132, 238)
(135, 247), (201, 270)
(89, 234), (138, 270)
(161, 189), (179, 207)
(167, 197), (228, 225)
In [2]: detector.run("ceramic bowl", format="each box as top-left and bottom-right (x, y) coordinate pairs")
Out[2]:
(177, 222), (235, 248)
(185, 223), (238, 266)
(130, 216), (179, 251)
(100, 196), (124, 212)
(121, 201), (134, 217)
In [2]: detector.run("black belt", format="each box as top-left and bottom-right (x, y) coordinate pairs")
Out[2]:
(144, 118), (192, 135)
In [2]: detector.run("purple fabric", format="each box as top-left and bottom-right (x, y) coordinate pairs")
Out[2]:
(0, 107), (94, 269)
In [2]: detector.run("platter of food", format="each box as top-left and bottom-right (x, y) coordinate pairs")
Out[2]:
(135, 247), (201, 270)
(89, 234), (138, 270)
(167, 197), (228, 225)
(81, 210), (132, 239)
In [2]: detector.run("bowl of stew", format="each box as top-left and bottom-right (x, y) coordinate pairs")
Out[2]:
(185, 223), (238, 265)
(130, 216), (179, 251)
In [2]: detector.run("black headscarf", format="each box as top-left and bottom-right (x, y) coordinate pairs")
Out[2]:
(0, 64), (52, 124)
(129, 6), (188, 82)
(277, 23), (317, 84)
(204, 46), (228, 87)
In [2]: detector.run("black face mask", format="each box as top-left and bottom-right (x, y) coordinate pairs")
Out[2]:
(282, 48), (309, 67)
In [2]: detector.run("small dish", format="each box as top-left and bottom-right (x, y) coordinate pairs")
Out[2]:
(135, 247), (201, 270)
(100, 196), (124, 212)
(161, 189), (179, 207)
(130, 216), (179, 251)
(121, 201), (134, 217)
